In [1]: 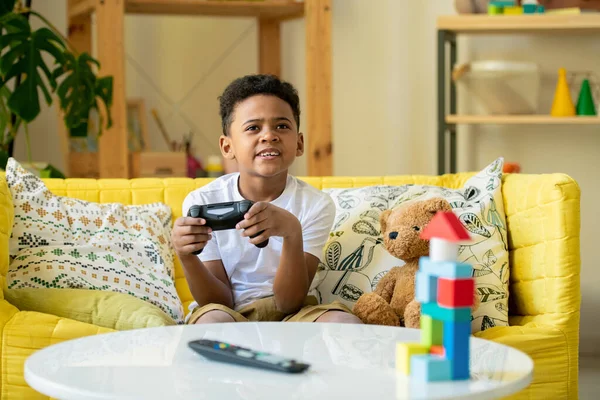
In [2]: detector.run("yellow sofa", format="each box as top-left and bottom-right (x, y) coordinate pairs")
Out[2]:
(0, 171), (580, 399)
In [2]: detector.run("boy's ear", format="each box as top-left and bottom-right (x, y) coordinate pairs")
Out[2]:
(220, 135), (235, 160)
(296, 132), (304, 157)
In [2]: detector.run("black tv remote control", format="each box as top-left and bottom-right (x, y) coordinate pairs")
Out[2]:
(188, 339), (310, 374)
(187, 200), (269, 255)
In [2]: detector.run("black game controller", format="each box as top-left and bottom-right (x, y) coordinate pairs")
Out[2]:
(187, 200), (269, 255)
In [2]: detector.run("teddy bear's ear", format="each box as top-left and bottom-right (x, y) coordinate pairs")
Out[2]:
(379, 209), (392, 233)
(423, 198), (452, 214)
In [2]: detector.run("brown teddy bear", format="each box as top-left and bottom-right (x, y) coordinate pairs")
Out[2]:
(352, 198), (479, 328)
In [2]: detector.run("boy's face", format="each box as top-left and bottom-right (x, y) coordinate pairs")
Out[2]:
(220, 94), (303, 178)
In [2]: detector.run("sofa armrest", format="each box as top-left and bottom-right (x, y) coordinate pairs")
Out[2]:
(474, 322), (577, 400)
(1, 172), (14, 301)
(4, 288), (176, 331)
(502, 173), (581, 330)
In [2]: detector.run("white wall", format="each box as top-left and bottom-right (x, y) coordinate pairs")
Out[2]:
(19, 0), (598, 356)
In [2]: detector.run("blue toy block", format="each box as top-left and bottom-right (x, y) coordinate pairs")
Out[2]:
(419, 257), (473, 279)
(422, 302), (471, 322)
(410, 354), (451, 382)
(523, 4), (537, 13)
(415, 272), (437, 303)
(443, 320), (471, 380)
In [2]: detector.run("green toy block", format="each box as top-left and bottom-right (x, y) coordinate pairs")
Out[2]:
(421, 315), (443, 347)
(488, 4), (503, 15)
(537, 5), (545, 13)
(422, 302), (471, 322)
(523, 4), (537, 13)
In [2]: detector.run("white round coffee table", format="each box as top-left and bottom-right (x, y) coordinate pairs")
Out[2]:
(24, 322), (532, 400)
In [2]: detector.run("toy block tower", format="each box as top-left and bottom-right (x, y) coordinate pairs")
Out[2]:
(396, 211), (474, 382)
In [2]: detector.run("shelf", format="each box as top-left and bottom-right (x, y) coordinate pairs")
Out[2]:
(446, 115), (600, 125)
(125, 0), (305, 19)
(437, 14), (600, 34)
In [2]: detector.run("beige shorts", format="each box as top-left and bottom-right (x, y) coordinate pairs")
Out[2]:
(187, 295), (353, 324)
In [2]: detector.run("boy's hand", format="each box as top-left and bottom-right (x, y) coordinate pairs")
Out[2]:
(236, 202), (301, 245)
(171, 217), (212, 257)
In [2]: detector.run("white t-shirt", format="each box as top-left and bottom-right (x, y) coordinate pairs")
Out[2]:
(182, 172), (335, 315)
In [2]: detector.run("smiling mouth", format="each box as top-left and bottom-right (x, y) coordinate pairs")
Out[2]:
(256, 149), (281, 158)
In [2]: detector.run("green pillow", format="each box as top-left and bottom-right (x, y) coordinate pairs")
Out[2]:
(4, 288), (176, 331)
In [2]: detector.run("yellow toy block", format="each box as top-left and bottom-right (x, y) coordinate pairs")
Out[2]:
(504, 6), (523, 14)
(396, 343), (429, 375)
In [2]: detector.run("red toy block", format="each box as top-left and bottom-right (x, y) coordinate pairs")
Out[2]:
(429, 345), (445, 357)
(438, 277), (475, 308)
(420, 211), (470, 242)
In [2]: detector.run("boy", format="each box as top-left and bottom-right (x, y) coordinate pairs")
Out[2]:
(171, 74), (361, 325)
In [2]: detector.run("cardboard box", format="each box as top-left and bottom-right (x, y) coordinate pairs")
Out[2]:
(130, 152), (187, 178)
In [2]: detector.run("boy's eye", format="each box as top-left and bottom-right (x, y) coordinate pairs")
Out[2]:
(277, 124), (290, 130)
(246, 125), (259, 131)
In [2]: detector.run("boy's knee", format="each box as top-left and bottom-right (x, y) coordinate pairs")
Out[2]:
(315, 311), (363, 324)
(195, 310), (236, 324)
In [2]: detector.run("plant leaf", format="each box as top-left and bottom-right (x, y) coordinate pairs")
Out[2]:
(476, 285), (507, 302)
(473, 267), (493, 278)
(325, 241), (341, 270)
(481, 315), (496, 330)
(0, 148), (8, 170)
(0, 0), (16, 17)
(352, 220), (379, 236)
(459, 212), (491, 238)
(339, 284), (363, 302)
(55, 52), (112, 135)
(482, 249), (497, 268)
(1, 25), (66, 122)
(0, 85), (10, 145)
(95, 75), (113, 130)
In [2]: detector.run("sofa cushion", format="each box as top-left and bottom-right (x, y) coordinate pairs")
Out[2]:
(4, 158), (184, 324)
(4, 288), (175, 331)
(1, 310), (114, 399)
(314, 158), (509, 333)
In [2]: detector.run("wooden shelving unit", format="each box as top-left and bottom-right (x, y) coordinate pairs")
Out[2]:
(65, 0), (332, 178)
(447, 115), (600, 125)
(437, 13), (600, 174)
(437, 14), (600, 33)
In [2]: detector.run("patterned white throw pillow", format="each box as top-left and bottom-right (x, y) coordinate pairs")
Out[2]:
(5, 158), (184, 324)
(314, 158), (508, 333)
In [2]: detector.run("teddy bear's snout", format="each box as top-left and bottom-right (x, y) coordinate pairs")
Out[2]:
(388, 231), (398, 240)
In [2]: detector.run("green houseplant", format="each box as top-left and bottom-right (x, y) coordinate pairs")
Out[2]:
(0, 0), (113, 171)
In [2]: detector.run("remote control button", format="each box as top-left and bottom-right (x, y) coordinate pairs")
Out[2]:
(236, 350), (255, 358)
(256, 354), (288, 364)
(219, 343), (227, 349)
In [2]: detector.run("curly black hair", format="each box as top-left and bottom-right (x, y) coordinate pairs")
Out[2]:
(219, 74), (301, 136)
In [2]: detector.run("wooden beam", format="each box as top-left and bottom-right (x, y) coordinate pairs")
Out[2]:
(305, 0), (332, 176)
(67, 0), (95, 19)
(258, 19), (281, 76)
(64, 1), (95, 177)
(125, 0), (304, 19)
(96, 0), (129, 178)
